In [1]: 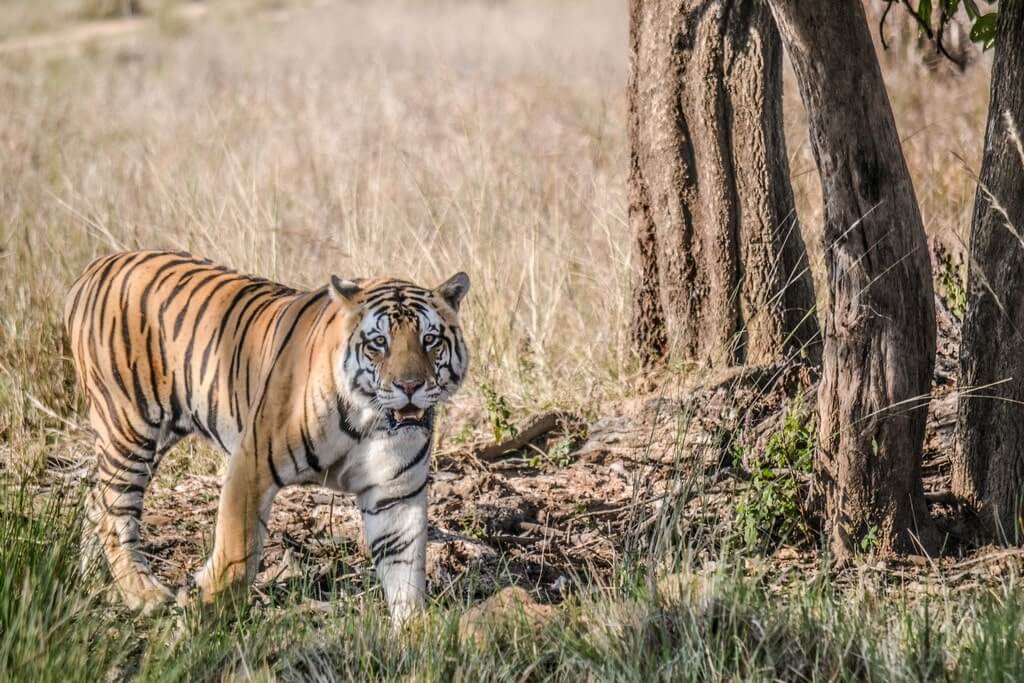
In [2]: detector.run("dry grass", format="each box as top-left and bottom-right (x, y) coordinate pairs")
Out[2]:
(0, 1), (84, 40)
(0, 1), (992, 447)
(0, 0), (633, 448)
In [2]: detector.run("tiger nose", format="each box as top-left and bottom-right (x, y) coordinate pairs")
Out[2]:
(394, 378), (424, 398)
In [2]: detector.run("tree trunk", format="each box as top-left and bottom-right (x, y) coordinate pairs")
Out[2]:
(953, 1), (1024, 543)
(767, 0), (939, 557)
(628, 0), (818, 369)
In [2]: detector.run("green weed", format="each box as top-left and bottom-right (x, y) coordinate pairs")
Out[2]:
(479, 383), (517, 443)
(734, 394), (816, 552)
(937, 243), (967, 320)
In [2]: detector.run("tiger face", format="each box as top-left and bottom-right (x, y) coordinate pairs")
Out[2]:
(332, 272), (470, 431)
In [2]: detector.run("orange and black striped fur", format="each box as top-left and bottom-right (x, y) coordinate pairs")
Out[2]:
(65, 250), (470, 620)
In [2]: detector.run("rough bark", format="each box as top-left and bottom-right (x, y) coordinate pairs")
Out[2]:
(953, 1), (1024, 543)
(628, 0), (818, 369)
(767, 0), (939, 557)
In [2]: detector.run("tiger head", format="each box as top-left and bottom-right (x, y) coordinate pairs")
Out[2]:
(330, 272), (470, 431)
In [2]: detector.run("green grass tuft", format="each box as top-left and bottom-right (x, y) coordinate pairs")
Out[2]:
(734, 393), (816, 552)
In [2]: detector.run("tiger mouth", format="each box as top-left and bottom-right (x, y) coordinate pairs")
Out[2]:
(388, 406), (427, 428)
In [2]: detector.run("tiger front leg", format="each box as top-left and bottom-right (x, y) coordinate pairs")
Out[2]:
(359, 484), (428, 625)
(187, 451), (277, 605)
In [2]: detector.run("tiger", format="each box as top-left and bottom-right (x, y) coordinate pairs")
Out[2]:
(64, 250), (470, 622)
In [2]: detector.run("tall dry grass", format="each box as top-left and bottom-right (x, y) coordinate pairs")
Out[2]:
(0, 0), (992, 446)
(0, 0), (631, 447)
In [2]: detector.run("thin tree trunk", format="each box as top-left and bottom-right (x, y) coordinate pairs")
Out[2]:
(953, 0), (1024, 543)
(628, 0), (817, 369)
(767, 0), (939, 557)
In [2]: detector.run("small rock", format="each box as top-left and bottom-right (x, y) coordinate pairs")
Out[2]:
(458, 586), (556, 645)
(310, 492), (336, 505)
(426, 528), (497, 589)
(774, 546), (800, 561)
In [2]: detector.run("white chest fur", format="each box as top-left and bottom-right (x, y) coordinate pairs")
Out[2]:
(335, 427), (431, 496)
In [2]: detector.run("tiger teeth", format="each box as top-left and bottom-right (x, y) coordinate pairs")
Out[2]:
(392, 407), (425, 422)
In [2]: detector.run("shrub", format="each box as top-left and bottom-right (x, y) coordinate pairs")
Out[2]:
(734, 394), (815, 552)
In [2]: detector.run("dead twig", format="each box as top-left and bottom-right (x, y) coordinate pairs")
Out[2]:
(474, 411), (583, 463)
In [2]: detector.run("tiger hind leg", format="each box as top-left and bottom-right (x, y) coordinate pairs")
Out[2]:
(85, 433), (175, 614)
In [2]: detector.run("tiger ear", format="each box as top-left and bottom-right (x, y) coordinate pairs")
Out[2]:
(330, 276), (361, 302)
(436, 272), (470, 311)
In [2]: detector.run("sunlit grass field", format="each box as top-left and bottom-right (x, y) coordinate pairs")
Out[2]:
(1, 1), (1018, 680)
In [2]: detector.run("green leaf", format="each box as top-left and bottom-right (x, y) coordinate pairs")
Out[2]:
(970, 13), (998, 50)
(963, 0), (980, 19)
(918, 0), (933, 26)
(942, 0), (960, 15)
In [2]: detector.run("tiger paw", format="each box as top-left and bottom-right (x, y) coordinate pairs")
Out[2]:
(174, 574), (203, 610)
(119, 576), (176, 616)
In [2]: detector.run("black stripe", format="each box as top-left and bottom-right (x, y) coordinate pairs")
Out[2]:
(376, 534), (416, 563)
(370, 530), (402, 559)
(229, 294), (281, 429)
(88, 370), (152, 448)
(300, 425), (321, 472)
(93, 253), (140, 334)
(449, 331), (464, 366)
(393, 440), (430, 479)
(97, 457), (149, 479)
(267, 450), (285, 488)
(129, 360), (159, 428)
(116, 251), (166, 310)
(199, 281), (265, 377)
(157, 321), (169, 376)
(189, 272), (237, 332)
(157, 265), (212, 324)
(250, 291), (328, 427)
(66, 252), (118, 329)
(203, 372), (228, 452)
(168, 373), (184, 429)
(178, 274), (241, 409)
(191, 414), (212, 441)
(101, 481), (146, 495)
(144, 324), (164, 422)
(298, 375), (323, 472)
(172, 270), (229, 339)
(370, 529), (417, 564)
(105, 504), (143, 517)
(286, 444), (300, 473)
(107, 315), (132, 401)
(337, 397), (361, 440)
(139, 255), (199, 315)
(361, 478), (428, 516)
